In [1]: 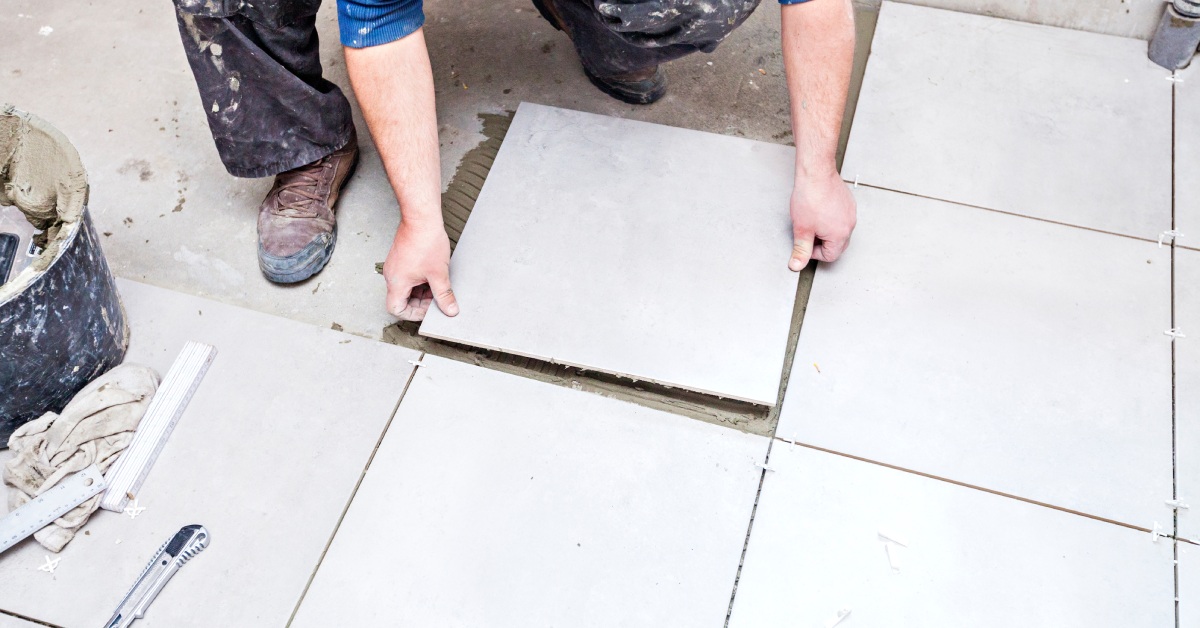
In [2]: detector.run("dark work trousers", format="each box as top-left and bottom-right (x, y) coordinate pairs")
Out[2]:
(553, 0), (762, 77)
(174, 0), (354, 178)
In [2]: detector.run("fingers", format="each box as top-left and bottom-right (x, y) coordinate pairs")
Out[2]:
(428, 269), (460, 318)
(790, 230), (814, 271)
(386, 281), (417, 319)
(812, 235), (849, 263)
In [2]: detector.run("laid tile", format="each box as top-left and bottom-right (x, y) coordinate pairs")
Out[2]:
(292, 355), (768, 628)
(842, 2), (1172, 239)
(1178, 69), (1200, 251)
(728, 444), (1175, 628)
(419, 103), (799, 406)
(0, 279), (419, 627)
(0, 614), (42, 628)
(777, 186), (1172, 527)
(1178, 249), (1200, 541)
(1182, 541), (1199, 627)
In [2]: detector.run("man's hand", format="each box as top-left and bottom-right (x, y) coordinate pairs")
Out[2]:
(789, 171), (855, 270)
(383, 220), (458, 321)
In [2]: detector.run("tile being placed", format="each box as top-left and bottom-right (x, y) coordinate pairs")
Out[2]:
(0, 280), (419, 627)
(1178, 249), (1200, 541)
(777, 187), (1172, 528)
(842, 2), (1172, 239)
(292, 355), (768, 628)
(419, 103), (799, 406)
(728, 444), (1175, 628)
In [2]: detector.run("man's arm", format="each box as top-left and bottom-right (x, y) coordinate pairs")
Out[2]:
(344, 28), (458, 320)
(782, 0), (856, 271)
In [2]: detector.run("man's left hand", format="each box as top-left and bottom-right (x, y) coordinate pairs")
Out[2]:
(789, 171), (856, 271)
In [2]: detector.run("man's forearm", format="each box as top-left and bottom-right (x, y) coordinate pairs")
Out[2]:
(344, 29), (442, 229)
(782, 0), (855, 179)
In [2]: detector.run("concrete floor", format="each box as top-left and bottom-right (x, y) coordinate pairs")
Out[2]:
(1, 0), (871, 342)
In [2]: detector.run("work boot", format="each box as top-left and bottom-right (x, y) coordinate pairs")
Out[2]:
(532, 0), (669, 105)
(257, 130), (359, 284)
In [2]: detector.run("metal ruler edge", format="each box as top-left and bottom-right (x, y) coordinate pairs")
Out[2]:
(0, 465), (107, 555)
(99, 341), (217, 512)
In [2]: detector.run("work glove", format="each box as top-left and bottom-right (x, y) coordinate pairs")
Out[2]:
(595, 0), (761, 49)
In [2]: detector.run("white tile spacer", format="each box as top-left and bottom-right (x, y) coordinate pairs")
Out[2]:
(852, 174), (860, 189)
(1158, 229), (1184, 247)
(1166, 328), (1187, 340)
(37, 556), (61, 574)
(408, 359), (424, 368)
(1167, 499), (1191, 510)
(756, 462), (775, 473)
(827, 608), (852, 628)
(1151, 521), (1164, 543)
(1168, 73), (1185, 84)
(123, 499), (147, 520)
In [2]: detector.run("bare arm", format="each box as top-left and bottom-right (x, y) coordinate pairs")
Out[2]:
(782, 0), (857, 270)
(344, 28), (458, 319)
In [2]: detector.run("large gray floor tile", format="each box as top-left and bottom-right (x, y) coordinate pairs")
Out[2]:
(1178, 249), (1200, 541)
(0, 614), (41, 628)
(0, 280), (419, 627)
(1183, 542), (1199, 627)
(776, 186), (1172, 528)
(728, 444), (1175, 628)
(420, 103), (799, 405)
(1177, 68), (1200, 252)
(292, 355), (768, 628)
(842, 2), (1172, 239)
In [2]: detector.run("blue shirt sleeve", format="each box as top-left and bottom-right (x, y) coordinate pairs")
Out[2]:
(337, 0), (425, 48)
(779, 0), (814, 4)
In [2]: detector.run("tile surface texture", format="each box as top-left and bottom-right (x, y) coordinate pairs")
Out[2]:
(0, 280), (419, 627)
(420, 103), (800, 405)
(0, 615), (41, 628)
(776, 186), (1172, 527)
(1177, 67), (1200, 252)
(842, 2), (1172, 239)
(1178, 249), (1200, 541)
(727, 444), (1176, 628)
(292, 355), (769, 628)
(1182, 542), (1199, 628)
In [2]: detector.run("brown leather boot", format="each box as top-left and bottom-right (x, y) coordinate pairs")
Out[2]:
(257, 130), (359, 284)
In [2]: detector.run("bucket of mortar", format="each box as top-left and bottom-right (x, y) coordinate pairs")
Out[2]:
(0, 105), (129, 444)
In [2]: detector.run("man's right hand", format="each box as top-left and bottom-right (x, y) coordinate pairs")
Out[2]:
(383, 220), (458, 321)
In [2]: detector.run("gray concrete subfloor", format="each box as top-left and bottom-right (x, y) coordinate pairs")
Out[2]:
(0, 0), (872, 343)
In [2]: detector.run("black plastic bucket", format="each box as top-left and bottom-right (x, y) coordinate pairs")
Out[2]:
(0, 107), (128, 444)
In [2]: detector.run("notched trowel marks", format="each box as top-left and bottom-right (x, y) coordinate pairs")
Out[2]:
(440, 111), (514, 249)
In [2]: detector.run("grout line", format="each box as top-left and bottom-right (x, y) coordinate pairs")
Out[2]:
(0, 609), (62, 628)
(724, 438), (775, 628)
(1173, 77), (1182, 628)
(776, 437), (1165, 534)
(284, 351), (427, 627)
(848, 181), (1164, 246)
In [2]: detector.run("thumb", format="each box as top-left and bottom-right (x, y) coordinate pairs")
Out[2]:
(428, 268), (459, 317)
(790, 230), (814, 271)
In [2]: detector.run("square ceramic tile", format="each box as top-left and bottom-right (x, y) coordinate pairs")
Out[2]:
(0, 614), (42, 628)
(0, 279), (419, 627)
(776, 186), (1172, 528)
(292, 355), (769, 628)
(728, 444), (1175, 628)
(1182, 541), (1198, 627)
(419, 103), (799, 405)
(842, 2), (1172, 239)
(1178, 69), (1200, 251)
(1178, 250), (1200, 541)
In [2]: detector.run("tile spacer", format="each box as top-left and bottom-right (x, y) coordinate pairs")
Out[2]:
(1158, 229), (1184, 247)
(408, 359), (424, 368)
(1168, 73), (1185, 83)
(1151, 521), (1164, 543)
(1167, 499), (1191, 510)
(1166, 328), (1187, 340)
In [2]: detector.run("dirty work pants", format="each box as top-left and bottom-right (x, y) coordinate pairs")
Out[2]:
(174, 0), (354, 178)
(552, 0), (762, 77)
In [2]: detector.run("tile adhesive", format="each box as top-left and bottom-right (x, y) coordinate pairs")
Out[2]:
(0, 105), (129, 442)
